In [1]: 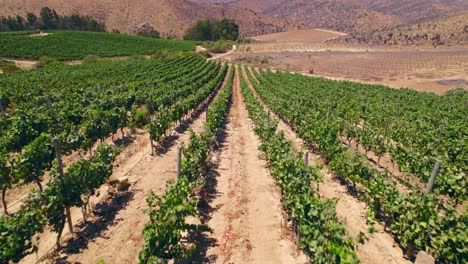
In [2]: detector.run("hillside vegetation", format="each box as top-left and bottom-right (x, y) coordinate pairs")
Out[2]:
(0, 31), (195, 60)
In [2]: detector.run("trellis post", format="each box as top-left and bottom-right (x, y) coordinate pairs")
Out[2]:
(425, 159), (441, 195)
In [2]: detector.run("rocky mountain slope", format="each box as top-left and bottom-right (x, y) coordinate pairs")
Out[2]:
(264, 0), (400, 34)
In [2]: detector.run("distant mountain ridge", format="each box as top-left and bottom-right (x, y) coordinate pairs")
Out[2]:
(193, 0), (468, 35)
(0, 0), (290, 38)
(1, 0), (466, 45)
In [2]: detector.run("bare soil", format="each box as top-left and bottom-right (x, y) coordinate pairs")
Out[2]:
(28, 32), (52, 37)
(242, 66), (412, 264)
(228, 49), (468, 94)
(204, 66), (307, 263)
(253, 29), (346, 43)
(218, 29), (468, 94)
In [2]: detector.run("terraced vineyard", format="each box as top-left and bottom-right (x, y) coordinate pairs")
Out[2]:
(0, 56), (466, 264)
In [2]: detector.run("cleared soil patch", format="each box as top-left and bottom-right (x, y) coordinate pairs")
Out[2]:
(28, 32), (52, 37)
(253, 29), (346, 43)
(227, 49), (468, 94)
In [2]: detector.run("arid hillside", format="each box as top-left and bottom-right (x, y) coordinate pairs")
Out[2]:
(342, 12), (468, 46)
(193, 0), (468, 43)
(264, 0), (400, 34)
(0, 0), (289, 38)
(190, 0), (284, 12)
(358, 0), (468, 23)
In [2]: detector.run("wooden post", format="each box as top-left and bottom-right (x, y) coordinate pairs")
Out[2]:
(302, 151), (309, 178)
(177, 146), (183, 178)
(53, 138), (74, 234)
(425, 159), (441, 195)
(267, 110), (270, 120)
(206, 108), (209, 122)
(384, 118), (388, 139)
(146, 98), (154, 156)
(326, 106), (332, 124)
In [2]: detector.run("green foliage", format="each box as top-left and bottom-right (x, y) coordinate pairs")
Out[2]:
(1, 64), (20, 73)
(82, 55), (104, 64)
(0, 143), (119, 263)
(0, 57), (225, 262)
(0, 7), (105, 32)
(0, 59), (13, 67)
(148, 63), (227, 145)
(140, 64), (233, 264)
(0, 30), (196, 60)
(239, 65), (359, 263)
(39, 56), (63, 68)
(202, 40), (235, 53)
(183, 18), (239, 41)
(245, 65), (467, 263)
(135, 28), (160, 39)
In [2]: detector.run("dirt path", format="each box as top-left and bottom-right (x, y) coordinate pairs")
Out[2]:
(204, 67), (306, 264)
(242, 66), (411, 264)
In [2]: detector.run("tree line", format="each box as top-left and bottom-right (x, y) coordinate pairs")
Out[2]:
(183, 18), (239, 41)
(0, 7), (105, 32)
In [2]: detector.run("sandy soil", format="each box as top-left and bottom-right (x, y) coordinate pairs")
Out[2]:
(242, 66), (412, 264)
(226, 49), (468, 94)
(204, 67), (307, 264)
(28, 32), (52, 37)
(253, 29), (346, 43)
(215, 29), (468, 94)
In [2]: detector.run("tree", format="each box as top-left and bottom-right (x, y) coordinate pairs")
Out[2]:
(213, 18), (239, 41)
(40, 7), (59, 30)
(184, 18), (239, 41)
(26, 13), (38, 29)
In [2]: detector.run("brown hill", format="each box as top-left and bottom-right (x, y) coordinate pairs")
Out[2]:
(341, 12), (468, 46)
(358, 0), (468, 23)
(264, 0), (400, 34)
(190, 0), (284, 12)
(0, 0), (289, 38)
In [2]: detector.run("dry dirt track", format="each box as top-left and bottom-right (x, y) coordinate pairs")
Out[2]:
(204, 67), (307, 263)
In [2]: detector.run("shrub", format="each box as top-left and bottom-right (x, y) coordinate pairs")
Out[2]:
(38, 56), (62, 68)
(1, 64), (21, 73)
(203, 40), (234, 54)
(129, 107), (148, 129)
(82, 55), (101, 64)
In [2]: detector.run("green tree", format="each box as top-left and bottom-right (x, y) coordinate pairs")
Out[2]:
(40, 7), (60, 30)
(183, 18), (238, 41)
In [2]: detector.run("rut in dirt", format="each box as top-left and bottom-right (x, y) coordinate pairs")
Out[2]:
(203, 66), (306, 264)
